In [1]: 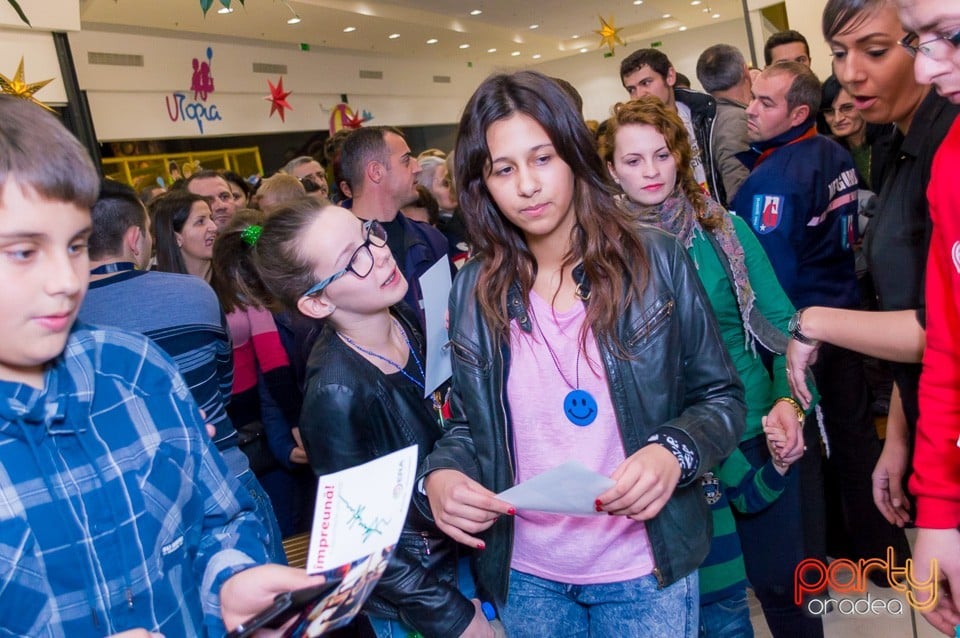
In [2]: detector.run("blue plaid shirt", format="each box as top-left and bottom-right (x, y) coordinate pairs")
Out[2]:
(0, 324), (271, 637)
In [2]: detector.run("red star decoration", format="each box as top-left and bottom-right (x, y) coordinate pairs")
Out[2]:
(265, 77), (293, 122)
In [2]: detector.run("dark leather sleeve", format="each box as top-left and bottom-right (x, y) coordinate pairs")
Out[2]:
(651, 232), (746, 485)
(300, 381), (373, 476)
(414, 282), (485, 523)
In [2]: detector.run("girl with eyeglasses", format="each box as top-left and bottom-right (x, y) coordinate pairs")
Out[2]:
(787, 0), (960, 537)
(235, 196), (495, 638)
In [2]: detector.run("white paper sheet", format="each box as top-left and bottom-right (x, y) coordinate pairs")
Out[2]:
(496, 460), (616, 516)
(418, 258), (453, 397)
(306, 445), (417, 573)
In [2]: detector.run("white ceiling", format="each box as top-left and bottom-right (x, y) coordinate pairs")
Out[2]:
(79, 0), (745, 66)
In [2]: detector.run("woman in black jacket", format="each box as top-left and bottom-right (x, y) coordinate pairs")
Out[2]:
(420, 70), (745, 638)
(245, 197), (492, 638)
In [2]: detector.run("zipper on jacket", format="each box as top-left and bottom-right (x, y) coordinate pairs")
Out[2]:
(497, 345), (514, 482)
(653, 567), (664, 588)
(627, 299), (674, 349)
(420, 531), (431, 556)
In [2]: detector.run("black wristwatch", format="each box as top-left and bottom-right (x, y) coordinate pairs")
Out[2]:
(788, 308), (819, 346)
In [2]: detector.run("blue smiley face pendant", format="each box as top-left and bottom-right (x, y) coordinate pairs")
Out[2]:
(563, 389), (598, 427)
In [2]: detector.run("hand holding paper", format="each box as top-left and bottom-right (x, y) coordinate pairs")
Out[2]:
(425, 469), (513, 548)
(496, 461), (615, 516)
(598, 445), (681, 521)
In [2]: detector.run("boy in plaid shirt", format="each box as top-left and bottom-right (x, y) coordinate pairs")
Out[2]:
(0, 96), (321, 637)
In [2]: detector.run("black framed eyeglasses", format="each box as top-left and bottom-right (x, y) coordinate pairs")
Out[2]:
(900, 30), (960, 60)
(301, 220), (388, 297)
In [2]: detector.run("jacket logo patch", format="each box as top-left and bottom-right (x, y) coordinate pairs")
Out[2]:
(953, 241), (960, 275)
(752, 194), (783, 234)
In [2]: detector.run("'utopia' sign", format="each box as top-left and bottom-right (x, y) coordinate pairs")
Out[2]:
(165, 47), (222, 134)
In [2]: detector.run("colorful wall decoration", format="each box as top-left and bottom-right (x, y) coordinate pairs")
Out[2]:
(165, 46), (222, 134)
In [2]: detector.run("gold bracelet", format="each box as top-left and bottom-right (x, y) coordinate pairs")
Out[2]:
(776, 396), (806, 423)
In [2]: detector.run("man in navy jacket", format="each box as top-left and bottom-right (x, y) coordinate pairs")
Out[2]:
(733, 62), (908, 573)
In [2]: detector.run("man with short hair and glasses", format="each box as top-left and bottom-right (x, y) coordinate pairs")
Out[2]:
(894, 1), (960, 635)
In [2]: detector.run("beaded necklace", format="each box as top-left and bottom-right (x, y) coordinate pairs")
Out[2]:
(338, 318), (443, 414)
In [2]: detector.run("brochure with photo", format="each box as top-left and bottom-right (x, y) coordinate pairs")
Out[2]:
(228, 445), (418, 638)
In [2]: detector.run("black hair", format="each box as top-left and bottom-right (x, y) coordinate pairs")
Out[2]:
(89, 179), (147, 260)
(764, 30), (811, 65)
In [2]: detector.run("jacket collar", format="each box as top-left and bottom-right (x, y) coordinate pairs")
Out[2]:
(749, 118), (817, 155)
(737, 119), (817, 170)
(0, 327), (93, 442)
(505, 263), (589, 333)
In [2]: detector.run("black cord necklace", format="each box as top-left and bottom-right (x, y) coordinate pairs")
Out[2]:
(338, 318), (443, 415)
(530, 304), (598, 427)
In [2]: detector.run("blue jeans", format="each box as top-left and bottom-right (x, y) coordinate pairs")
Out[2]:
(222, 445), (287, 565)
(499, 569), (699, 638)
(699, 589), (753, 638)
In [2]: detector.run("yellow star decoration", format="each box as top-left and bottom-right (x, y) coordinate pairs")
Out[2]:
(595, 15), (626, 54)
(0, 57), (54, 112)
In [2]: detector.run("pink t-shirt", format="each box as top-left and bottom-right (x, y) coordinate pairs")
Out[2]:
(507, 292), (655, 584)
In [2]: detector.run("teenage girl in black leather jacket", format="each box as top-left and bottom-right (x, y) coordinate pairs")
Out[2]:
(242, 198), (493, 638)
(419, 71), (745, 637)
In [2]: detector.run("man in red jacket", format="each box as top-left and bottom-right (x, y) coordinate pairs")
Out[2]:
(896, 0), (960, 634)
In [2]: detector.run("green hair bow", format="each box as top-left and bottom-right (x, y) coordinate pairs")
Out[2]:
(241, 224), (263, 247)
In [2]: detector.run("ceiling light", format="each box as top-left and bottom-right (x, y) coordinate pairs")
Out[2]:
(487, 47), (497, 53)
(217, 6), (233, 13)
(426, 38), (438, 44)
(459, 43), (470, 49)
(511, 51), (520, 56)
(572, 34), (579, 39)
(712, 13), (720, 18)
(282, 1), (300, 24)
(633, 0), (643, 4)
(532, 53), (541, 59)
(470, 9), (482, 16)
(703, 7), (710, 12)
(529, 24), (539, 29)
(343, 26), (356, 32)
(389, 33), (400, 39)
(662, 13), (672, 18)
(691, 0), (701, 4)
(679, 26), (687, 31)
(580, 47), (589, 53)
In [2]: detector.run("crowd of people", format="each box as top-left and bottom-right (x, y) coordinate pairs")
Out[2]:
(0, 0), (958, 636)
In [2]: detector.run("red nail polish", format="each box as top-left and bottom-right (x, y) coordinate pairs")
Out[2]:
(594, 499), (603, 508)
(507, 507), (516, 516)
(594, 503), (603, 512)
(477, 542), (486, 550)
